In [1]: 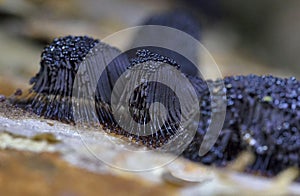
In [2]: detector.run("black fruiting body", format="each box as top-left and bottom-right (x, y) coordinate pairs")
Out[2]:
(183, 75), (300, 178)
(103, 49), (196, 148)
(31, 36), (99, 95)
(128, 50), (181, 146)
(10, 36), (300, 181)
(9, 36), (129, 123)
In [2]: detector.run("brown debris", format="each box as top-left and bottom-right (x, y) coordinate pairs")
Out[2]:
(31, 133), (60, 144)
(14, 88), (22, 96)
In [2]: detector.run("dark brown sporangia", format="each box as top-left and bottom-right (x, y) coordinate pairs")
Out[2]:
(10, 36), (128, 123)
(9, 36), (300, 181)
(183, 75), (300, 179)
(109, 49), (197, 148)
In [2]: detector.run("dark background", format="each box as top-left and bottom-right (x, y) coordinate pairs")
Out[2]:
(0, 0), (299, 95)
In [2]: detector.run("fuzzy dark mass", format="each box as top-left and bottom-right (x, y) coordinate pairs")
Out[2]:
(183, 75), (300, 178)
(9, 36), (300, 181)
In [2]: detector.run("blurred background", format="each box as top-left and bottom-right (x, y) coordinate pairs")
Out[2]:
(0, 0), (300, 96)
